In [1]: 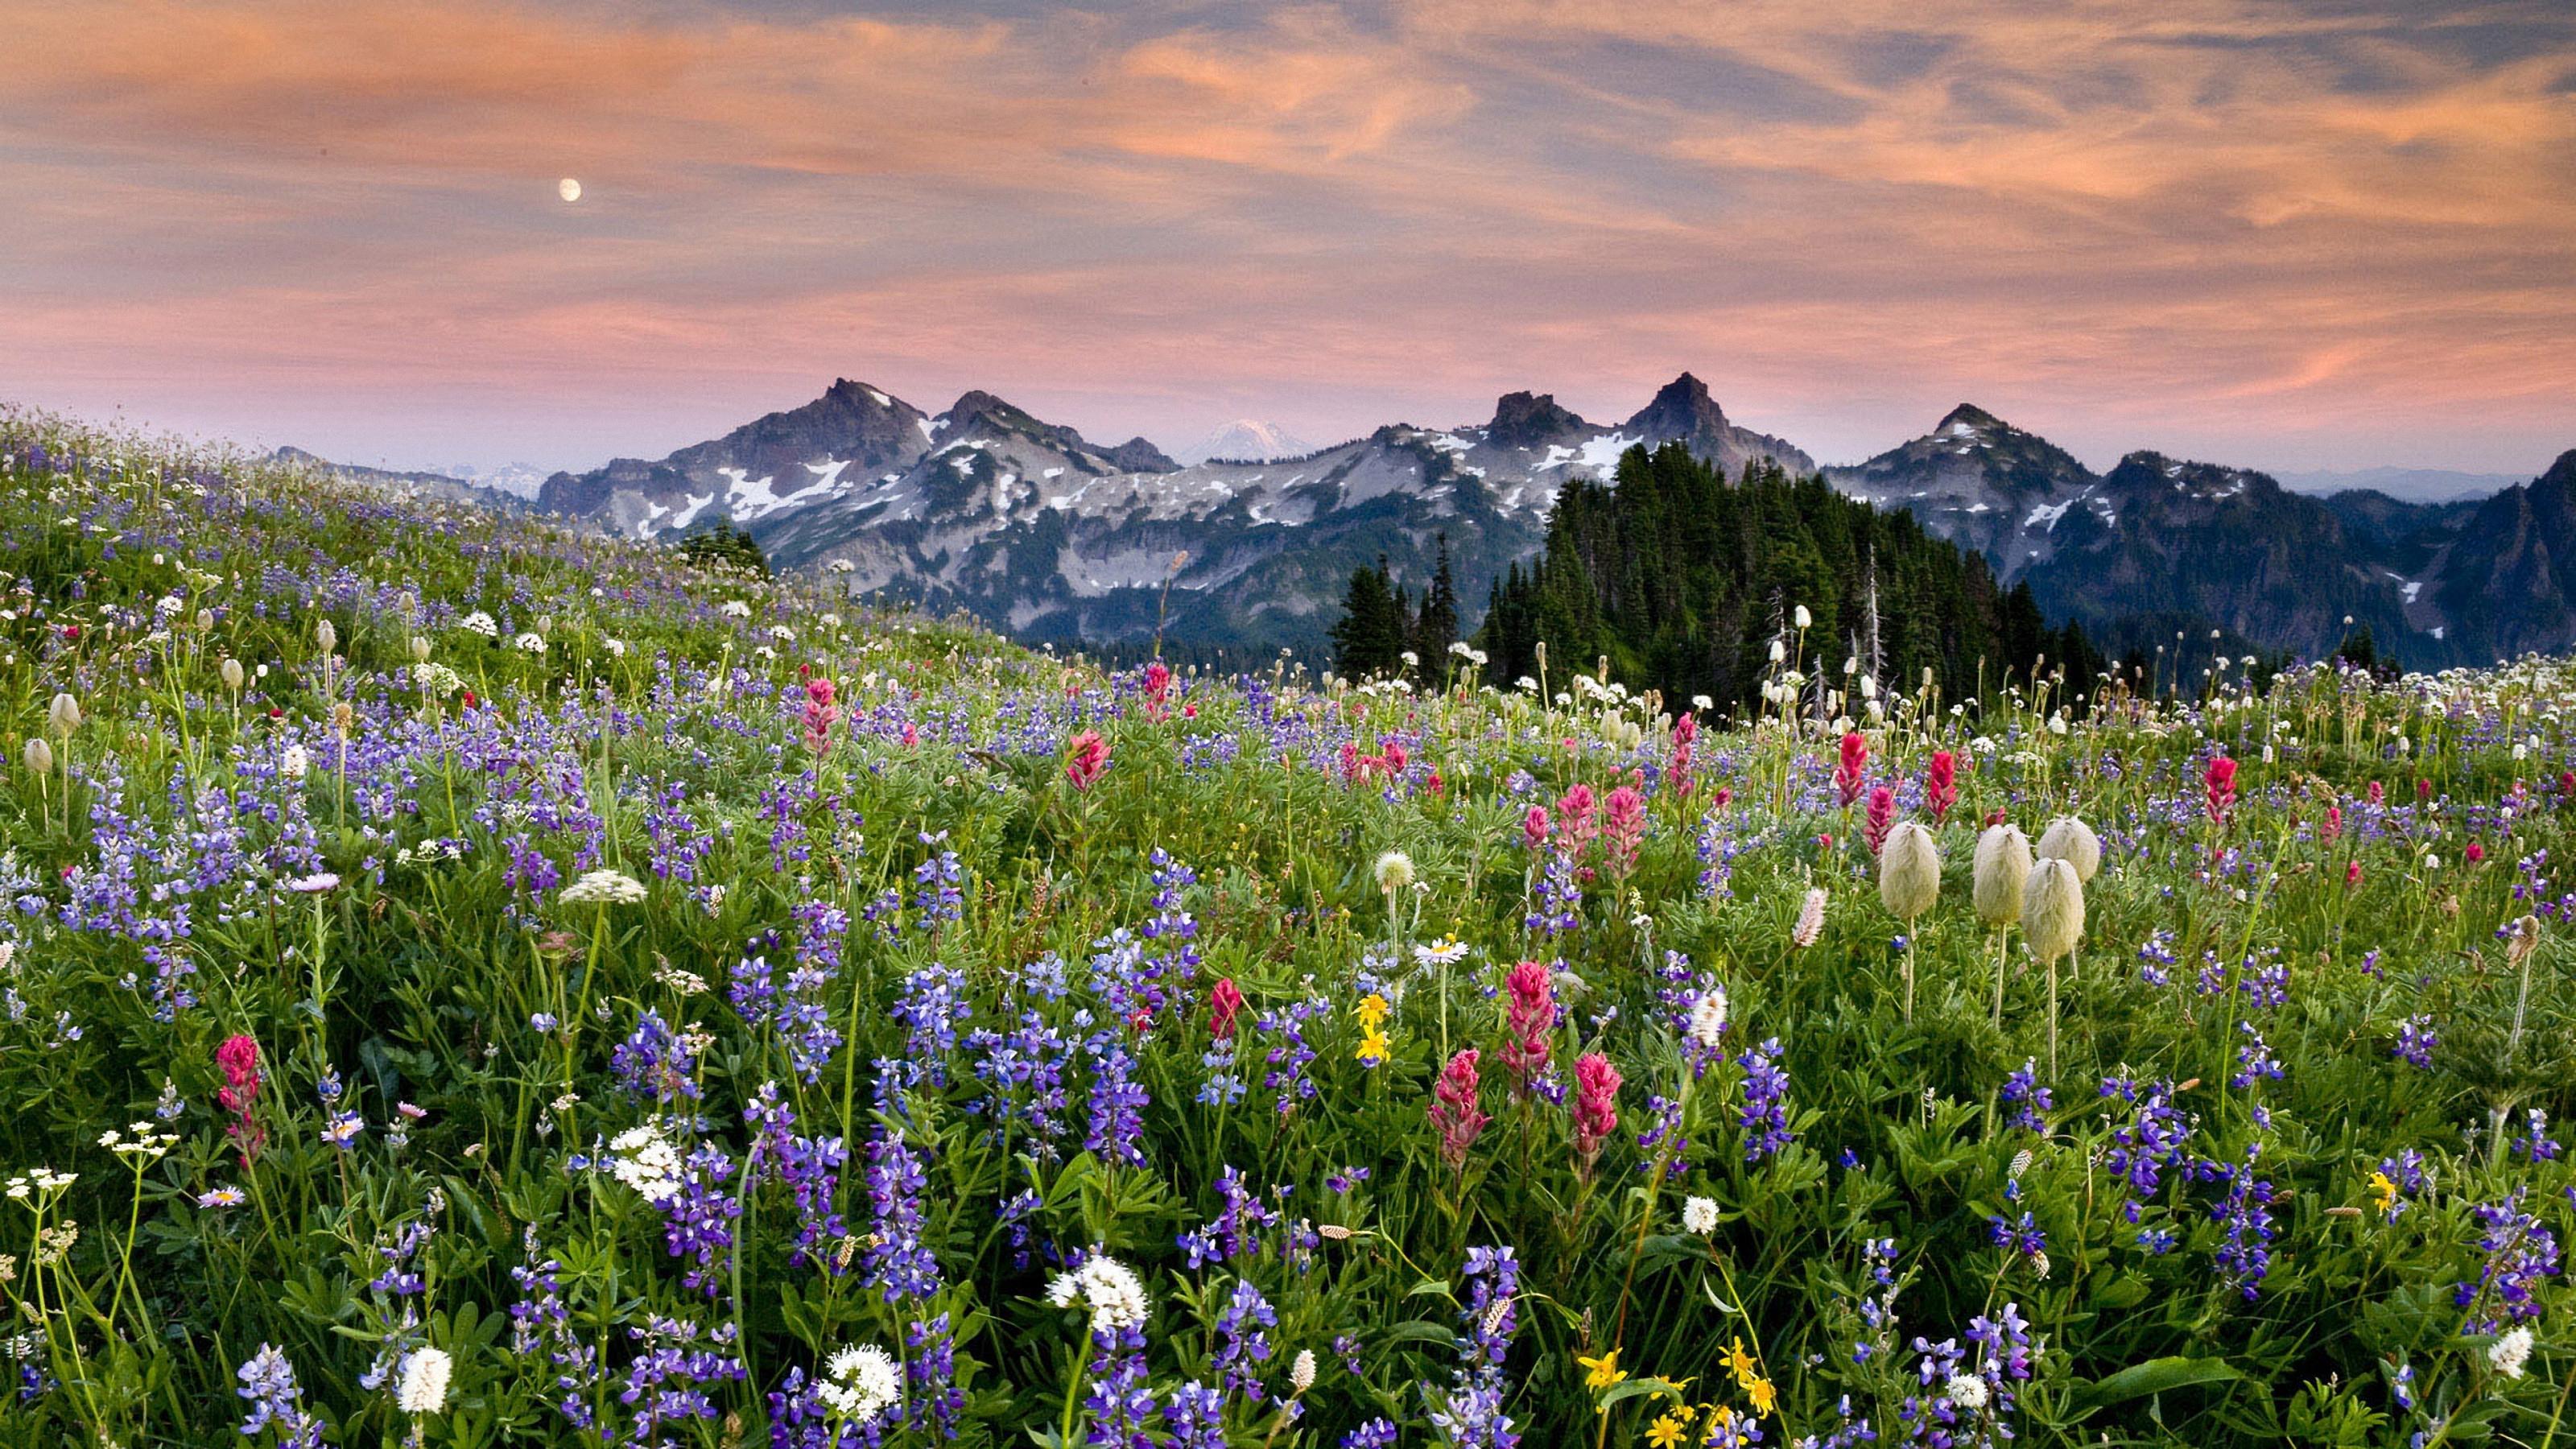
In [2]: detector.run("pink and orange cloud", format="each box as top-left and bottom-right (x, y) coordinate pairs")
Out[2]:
(0, 0), (2568, 478)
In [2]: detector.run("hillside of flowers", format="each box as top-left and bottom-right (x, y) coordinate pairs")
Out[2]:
(0, 407), (2570, 1448)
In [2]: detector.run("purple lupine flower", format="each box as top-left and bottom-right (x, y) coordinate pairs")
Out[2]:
(611, 1009), (702, 1104)
(2512, 1108), (2563, 1162)
(2457, 1191), (2562, 1333)
(1434, 1245), (1521, 1449)
(891, 962), (972, 1089)
(910, 831), (965, 932)
(2100, 1075), (2192, 1253)
(1212, 1278), (1277, 1401)
(2231, 1022), (2284, 1089)
(2198, 1141), (2279, 1299)
(617, 1314), (745, 1443)
(861, 1067), (942, 1302)
(906, 1313), (964, 1442)
(1257, 994), (1327, 1118)
(744, 1082), (849, 1271)
(1986, 1179), (2046, 1260)
(2392, 1013), (2438, 1069)
(1179, 1166), (1278, 1269)
(235, 1344), (327, 1447)
(1999, 1059), (2052, 1132)
(663, 1143), (743, 1298)
(1084, 1036), (1150, 1167)
(1736, 1037), (1794, 1161)
(1162, 1381), (1228, 1449)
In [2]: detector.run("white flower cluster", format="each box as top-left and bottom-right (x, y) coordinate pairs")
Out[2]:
(411, 662), (463, 698)
(607, 1125), (684, 1203)
(457, 611), (498, 638)
(1046, 1253), (1150, 1335)
(98, 1122), (179, 1162)
(514, 632), (547, 654)
(817, 1344), (903, 1423)
(394, 839), (465, 869)
(4, 1168), (76, 1200)
(559, 869), (648, 906)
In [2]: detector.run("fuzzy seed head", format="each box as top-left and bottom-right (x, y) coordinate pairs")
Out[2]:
(1972, 824), (2032, 927)
(1878, 821), (1942, 919)
(2035, 816), (2101, 882)
(2022, 857), (2086, 964)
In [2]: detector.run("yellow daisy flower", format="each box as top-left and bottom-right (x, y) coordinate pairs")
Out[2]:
(1579, 1347), (1627, 1391)
(1645, 1411), (1690, 1449)
(2368, 1170), (2397, 1217)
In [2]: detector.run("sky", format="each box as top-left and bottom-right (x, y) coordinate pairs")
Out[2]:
(2, 0), (2572, 485)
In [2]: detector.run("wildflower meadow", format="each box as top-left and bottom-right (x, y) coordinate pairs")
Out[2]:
(2, 407), (2573, 1448)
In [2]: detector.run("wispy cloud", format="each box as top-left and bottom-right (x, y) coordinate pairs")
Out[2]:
(0, 0), (2567, 475)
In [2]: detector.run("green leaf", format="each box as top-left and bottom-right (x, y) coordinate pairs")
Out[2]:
(2070, 1356), (2243, 1417)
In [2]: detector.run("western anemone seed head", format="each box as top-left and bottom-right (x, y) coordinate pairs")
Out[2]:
(1792, 886), (1827, 948)
(2022, 858), (2086, 964)
(220, 658), (246, 693)
(1879, 821), (1942, 919)
(22, 737), (51, 777)
(1972, 824), (2032, 927)
(47, 693), (80, 737)
(1373, 850), (1416, 894)
(2035, 817), (2101, 882)
(314, 619), (336, 657)
(410, 636), (432, 663)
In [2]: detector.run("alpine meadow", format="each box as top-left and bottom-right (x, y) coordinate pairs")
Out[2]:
(2, 406), (2574, 1449)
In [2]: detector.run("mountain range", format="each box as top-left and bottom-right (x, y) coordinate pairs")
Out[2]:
(370, 376), (2572, 670)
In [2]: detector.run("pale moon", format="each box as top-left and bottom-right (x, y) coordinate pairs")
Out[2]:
(558, 177), (582, 203)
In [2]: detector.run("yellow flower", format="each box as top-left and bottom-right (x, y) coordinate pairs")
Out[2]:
(1645, 1411), (1690, 1449)
(1579, 1348), (1627, 1391)
(1356, 1028), (1391, 1065)
(1356, 993), (1389, 1030)
(1724, 1338), (1758, 1389)
(2369, 1170), (2397, 1216)
(1746, 1376), (1776, 1417)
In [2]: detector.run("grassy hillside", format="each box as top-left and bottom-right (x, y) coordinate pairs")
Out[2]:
(0, 410), (2571, 1447)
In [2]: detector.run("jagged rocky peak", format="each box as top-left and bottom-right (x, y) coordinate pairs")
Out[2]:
(935, 389), (1179, 473)
(1934, 402), (2007, 437)
(1484, 390), (1589, 450)
(1624, 372), (1729, 436)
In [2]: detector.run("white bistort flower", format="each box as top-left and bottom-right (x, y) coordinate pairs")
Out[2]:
(1681, 1196), (1720, 1236)
(1687, 988), (1728, 1051)
(2491, 1325), (2534, 1380)
(396, 1346), (452, 1413)
(1943, 1373), (1989, 1411)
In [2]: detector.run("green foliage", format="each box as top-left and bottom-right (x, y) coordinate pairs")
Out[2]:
(679, 518), (769, 575)
(1474, 444), (2111, 711)
(0, 407), (2570, 1448)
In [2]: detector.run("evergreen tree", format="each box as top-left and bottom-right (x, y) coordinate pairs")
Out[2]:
(1330, 557), (1408, 679)
(1414, 535), (1460, 665)
(677, 518), (767, 575)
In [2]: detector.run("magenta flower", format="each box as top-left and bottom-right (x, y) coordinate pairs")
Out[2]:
(1429, 1049), (1489, 1167)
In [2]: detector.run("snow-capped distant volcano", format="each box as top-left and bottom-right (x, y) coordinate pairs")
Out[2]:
(1184, 419), (1315, 464)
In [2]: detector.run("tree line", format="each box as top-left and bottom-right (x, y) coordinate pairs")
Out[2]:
(1335, 443), (2120, 712)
